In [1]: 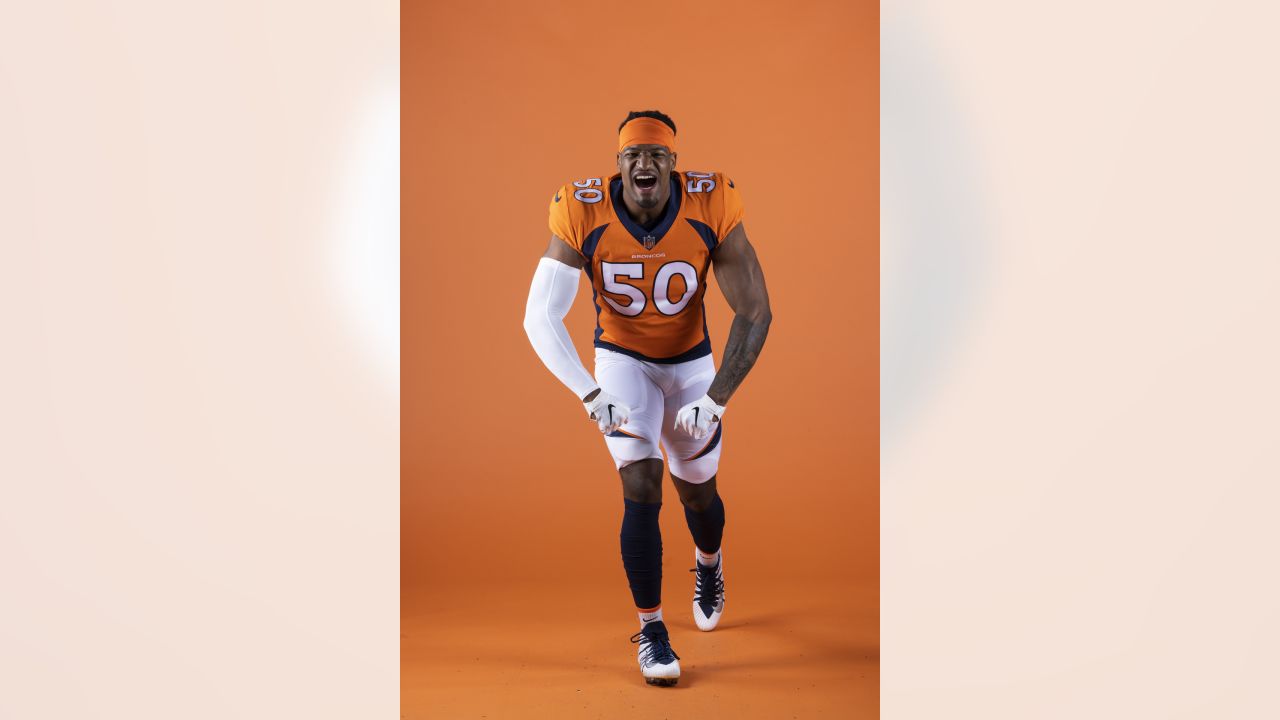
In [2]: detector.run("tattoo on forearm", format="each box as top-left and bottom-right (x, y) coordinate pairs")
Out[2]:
(707, 314), (771, 405)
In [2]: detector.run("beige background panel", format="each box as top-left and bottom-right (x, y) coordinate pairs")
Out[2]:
(884, 1), (1280, 717)
(0, 2), (399, 718)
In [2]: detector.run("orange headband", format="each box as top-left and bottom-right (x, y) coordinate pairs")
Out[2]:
(618, 117), (676, 152)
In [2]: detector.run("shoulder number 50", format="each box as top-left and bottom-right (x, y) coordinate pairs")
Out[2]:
(601, 261), (698, 316)
(573, 178), (603, 203)
(686, 171), (716, 193)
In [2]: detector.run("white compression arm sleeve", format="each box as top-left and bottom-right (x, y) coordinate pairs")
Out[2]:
(523, 257), (598, 400)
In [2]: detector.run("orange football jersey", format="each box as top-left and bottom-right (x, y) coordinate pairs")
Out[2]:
(548, 170), (745, 363)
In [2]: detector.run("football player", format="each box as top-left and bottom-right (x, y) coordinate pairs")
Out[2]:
(523, 110), (772, 686)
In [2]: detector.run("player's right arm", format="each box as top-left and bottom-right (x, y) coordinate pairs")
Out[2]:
(522, 233), (630, 434)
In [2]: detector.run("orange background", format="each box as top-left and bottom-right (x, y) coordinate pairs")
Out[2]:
(403, 1), (878, 717)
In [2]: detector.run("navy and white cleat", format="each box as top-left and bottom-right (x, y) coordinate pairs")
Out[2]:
(629, 620), (681, 686)
(691, 552), (725, 631)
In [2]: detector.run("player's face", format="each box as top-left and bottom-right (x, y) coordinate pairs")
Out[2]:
(617, 144), (676, 210)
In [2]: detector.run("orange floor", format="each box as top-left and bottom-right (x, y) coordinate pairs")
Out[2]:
(403, 552), (877, 718)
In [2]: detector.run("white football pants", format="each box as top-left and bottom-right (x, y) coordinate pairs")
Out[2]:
(594, 348), (723, 483)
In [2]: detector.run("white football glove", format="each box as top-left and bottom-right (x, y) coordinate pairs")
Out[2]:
(583, 389), (631, 434)
(674, 394), (726, 440)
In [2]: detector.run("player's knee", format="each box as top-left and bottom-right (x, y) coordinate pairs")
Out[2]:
(620, 459), (663, 503)
(674, 475), (717, 511)
(681, 494), (712, 513)
(621, 477), (661, 503)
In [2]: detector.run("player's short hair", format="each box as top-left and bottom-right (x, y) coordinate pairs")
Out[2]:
(618, 110), (677, 135)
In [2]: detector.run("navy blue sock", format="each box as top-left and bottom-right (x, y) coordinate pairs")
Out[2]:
(683, 493), (725, 556)
(620, 499), (663, 610)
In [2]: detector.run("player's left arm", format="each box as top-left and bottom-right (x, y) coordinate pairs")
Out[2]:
(707, 222), (772, 404)
(674, 222), (772, 438)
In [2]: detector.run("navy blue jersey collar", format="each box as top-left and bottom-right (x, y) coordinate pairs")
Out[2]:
(609, 175), (682, 248)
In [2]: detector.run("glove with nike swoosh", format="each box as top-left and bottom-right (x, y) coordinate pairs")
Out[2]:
(583, 389), (632, 435)
(674, 394), (726, 440)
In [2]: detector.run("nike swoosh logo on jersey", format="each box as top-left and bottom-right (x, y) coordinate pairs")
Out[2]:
(554, 192), (562, 202)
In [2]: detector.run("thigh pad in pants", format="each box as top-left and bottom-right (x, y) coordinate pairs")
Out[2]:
(594, 350), (664, 469)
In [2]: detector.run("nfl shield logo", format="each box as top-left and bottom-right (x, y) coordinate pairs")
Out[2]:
(643, 235), (656, 250)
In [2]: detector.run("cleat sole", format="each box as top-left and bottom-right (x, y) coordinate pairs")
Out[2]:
(645, 677), (679, 687)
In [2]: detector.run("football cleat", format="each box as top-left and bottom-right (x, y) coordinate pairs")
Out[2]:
(629, 620), (681, 686)
(691, 551), (725, 631)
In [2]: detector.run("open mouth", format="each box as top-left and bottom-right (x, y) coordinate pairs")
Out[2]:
(633, 174), (658, 191)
